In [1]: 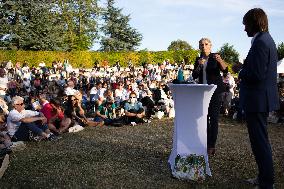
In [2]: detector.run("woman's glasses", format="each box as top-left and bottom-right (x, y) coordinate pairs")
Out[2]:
(129, 96), (136, 99)
(15, 103), (24, 106)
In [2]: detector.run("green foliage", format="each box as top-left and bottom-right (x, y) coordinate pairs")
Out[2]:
(20, 2), (67, 51)
(277, 42), (284, 60)
(57, 0), (99, 50)
(218, 43), (239, 65)
(138, 50), (154, 65)
(167, 39), (193, 51)
(152, 51), (173, 65)
(0, 49), (199, 68)
(0, 1), (66, 50)
(171, 50), (199, 64)
(0, 0), (145, 52)
(100, 0), (142, 51)
(0, 0), (99, 51)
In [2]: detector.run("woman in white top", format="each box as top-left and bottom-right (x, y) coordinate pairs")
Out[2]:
(114, 82), (128, 107)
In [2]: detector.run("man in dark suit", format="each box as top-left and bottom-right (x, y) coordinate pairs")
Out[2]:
(239, 8), (279, 189)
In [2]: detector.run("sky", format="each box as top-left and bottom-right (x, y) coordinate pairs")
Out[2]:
(95, 0), (284, 61)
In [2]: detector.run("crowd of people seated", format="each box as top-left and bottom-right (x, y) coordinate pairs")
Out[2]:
(0, 59), (180, 163)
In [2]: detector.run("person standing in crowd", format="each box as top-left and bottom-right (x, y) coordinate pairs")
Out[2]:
(0, 68), (8, 100)
(239, 8), (279, 189)
(5, 60), (13, 78)
(221, 72), (236, 116)
(177, 63), (185, 82)
(192, 38), (228, 155)
(115, 61), (121, 72)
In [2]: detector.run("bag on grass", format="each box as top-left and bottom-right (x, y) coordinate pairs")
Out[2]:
(68, 125), (84, 133)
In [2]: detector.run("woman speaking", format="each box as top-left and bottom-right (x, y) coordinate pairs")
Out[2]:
(192, 38), (228, 155)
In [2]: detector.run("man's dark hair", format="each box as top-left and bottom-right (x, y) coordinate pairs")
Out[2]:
(243, 8), (269, 33)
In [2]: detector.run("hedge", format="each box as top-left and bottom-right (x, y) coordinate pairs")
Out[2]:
(0, 50), (199, 68)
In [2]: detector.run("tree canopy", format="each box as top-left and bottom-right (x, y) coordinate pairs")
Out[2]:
(0, 0), (64, 50)
(218, 43), (239, 64)
(277, 42), (284, 60)
(99, 0), (142, 51)
(167, 39), (192, 51)
(0, 0), (142, 51)
(57, 0), (99, 50)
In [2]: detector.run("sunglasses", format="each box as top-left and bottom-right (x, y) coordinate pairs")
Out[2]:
(15, 103), (24, 106)
(71, 99), (78, 101)
(129, 96), (136, 99)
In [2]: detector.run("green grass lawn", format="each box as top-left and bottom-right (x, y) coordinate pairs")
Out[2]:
(0, 117), (283, 188)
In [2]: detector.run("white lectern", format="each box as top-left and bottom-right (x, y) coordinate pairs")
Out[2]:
(168, 84), (217, 177)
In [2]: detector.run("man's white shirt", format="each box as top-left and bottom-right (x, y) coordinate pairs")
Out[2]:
(7, 109), (40, 136)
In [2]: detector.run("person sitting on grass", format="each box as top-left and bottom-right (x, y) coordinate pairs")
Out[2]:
(39, 94), (71, 135)
(6, 96), (56, 141)
(0, 114), (12, 156)
(49, 99), (72, 133)
(93, 89), (116, 126)
(114, 81), (128, 107)
(137, 82), (156, 119)
(123, 92), (146, 125)
(64, 95), (101, 127)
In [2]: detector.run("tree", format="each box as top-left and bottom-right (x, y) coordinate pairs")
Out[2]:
(218, 43), (239, 64)
(19, 2), (67, 51)
(100, 0), (142, 51)
(0, 0), (66, 50)
(277, 42), (284, 60)
(57, 0), (99, 50)
(0, 0), (30, 49)
(0, 0), (99, 51)
(167, 39), (192, 51)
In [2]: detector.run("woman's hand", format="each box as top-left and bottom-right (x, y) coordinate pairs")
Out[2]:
(213, 53), (228, 71)
(198, 58), (206, 65)
(213, 53), (223, 63)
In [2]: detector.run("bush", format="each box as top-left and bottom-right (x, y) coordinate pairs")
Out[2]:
(0, 49), (199, 68)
